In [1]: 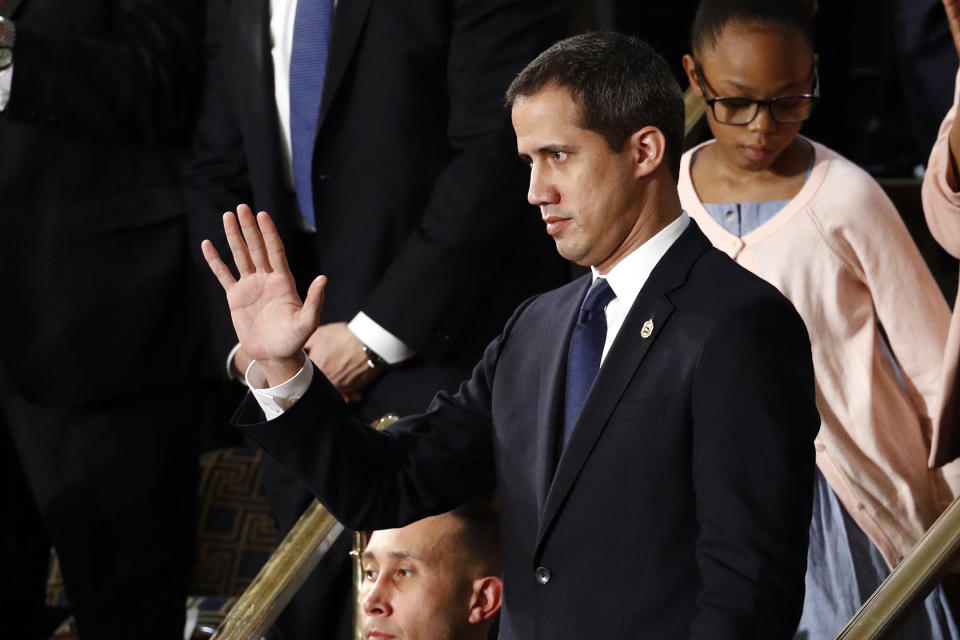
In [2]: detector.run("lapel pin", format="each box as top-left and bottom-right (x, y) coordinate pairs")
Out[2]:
(640, 319), (654, 339)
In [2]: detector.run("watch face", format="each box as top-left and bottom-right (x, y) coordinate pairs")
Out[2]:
(0, 48), (11, 69)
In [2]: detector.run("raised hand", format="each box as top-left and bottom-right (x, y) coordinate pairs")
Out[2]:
(201, 204), (326, 386)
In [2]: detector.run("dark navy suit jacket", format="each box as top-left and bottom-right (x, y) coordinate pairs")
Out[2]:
(239, 221), (820, 640)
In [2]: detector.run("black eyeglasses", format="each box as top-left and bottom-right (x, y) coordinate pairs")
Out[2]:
(694, 66), (820, 125)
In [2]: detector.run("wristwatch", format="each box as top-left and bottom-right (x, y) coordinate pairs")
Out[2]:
(0, 17), (15, 71)
(361, 344), (390, 370)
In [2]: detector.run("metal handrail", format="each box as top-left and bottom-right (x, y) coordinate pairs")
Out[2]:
(211, 413), (400, 640)
(835, 495), (960, 639)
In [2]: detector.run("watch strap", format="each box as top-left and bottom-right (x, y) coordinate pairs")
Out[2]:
(362, 344), (390, 370)
(0, 17), (16, 48)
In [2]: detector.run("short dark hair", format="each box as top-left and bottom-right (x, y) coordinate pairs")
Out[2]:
(506, 32), (685, 180)
(450, 497), (501, 576)
(690, 0), (816, 55)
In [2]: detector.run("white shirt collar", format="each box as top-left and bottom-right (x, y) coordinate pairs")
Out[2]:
(591, 211), (690, 310)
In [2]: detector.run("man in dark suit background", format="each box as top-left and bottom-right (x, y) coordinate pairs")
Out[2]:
(201, 32), (820, 638)
(181, 0), (569, 636)
(0, 1), (213, 638)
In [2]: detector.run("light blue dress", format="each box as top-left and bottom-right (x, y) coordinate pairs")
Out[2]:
(701, 196), (960, 639)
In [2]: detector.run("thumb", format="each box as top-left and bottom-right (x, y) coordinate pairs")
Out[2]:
(301, 275), (327, 328)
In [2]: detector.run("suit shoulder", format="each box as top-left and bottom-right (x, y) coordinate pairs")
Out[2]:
(517, 274), (587, 314)
(681, 248), (807, 335)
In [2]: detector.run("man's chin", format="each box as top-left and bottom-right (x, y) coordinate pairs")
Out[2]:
(553, 241), (588, 267)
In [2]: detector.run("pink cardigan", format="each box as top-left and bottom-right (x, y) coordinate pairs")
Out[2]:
(922, 69), (960, 468)
(680, 140), (953, 568)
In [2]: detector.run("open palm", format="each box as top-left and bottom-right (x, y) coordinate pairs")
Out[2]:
(202, 205), (326, 367)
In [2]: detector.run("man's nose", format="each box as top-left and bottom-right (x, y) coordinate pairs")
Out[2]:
(527, 166), (559, 206)
(361, 579), (393, 617)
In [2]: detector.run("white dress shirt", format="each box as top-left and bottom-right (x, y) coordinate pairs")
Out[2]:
(248, 211), (691, 418)
(593, 211), (690, 363)
(0, 65), (11, 110)
(225, 0), (411, 382)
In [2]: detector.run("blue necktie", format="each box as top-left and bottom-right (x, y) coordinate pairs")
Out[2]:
(563, 278), (616, 448)
(289, 0), (334, 227)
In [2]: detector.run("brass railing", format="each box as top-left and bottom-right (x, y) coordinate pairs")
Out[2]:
(683, 88), (706, 148)
(835, 495), (960, 639)
(210, 413), (399, 640)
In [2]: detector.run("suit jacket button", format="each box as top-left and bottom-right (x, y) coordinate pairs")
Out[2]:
(535, 566), (551, 584)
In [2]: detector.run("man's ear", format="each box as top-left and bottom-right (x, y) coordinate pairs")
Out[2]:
(467, 576), (503, 624)
(682, 54), (700, 96)
(628, 126), (667, 178)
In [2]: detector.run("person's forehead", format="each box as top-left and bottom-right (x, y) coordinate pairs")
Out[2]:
(365, 513), (462, 562)
(700, 22), (812, 91)
(511, 84), (580, 124)
(511, 84), (601, 152)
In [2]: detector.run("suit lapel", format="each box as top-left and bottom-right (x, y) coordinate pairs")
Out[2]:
(534, 221), (712, 552)
(532, 276), (590, 512)
(317, 0), (372, 131)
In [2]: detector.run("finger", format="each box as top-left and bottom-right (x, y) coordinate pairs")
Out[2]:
(237, 204), (272, 273)
(224, 210), (255, 276)
(300, 275), (328, 330)
(201, 239), (238, 291)
(946, 0), (960, 54)
(257, 211), (293, 275)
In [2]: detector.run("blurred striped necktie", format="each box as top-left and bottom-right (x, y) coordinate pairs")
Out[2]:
(289, 0), (334, 227)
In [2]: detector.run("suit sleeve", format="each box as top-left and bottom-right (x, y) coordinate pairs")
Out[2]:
(689, 293), (819, 639)
(3, 0), (202, 143)
(358, 0), (566, 361)
(232, 298), (536, 529)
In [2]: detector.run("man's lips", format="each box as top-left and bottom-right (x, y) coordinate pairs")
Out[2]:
(543, 215), (571, 236)
(365, 630), (396, 639)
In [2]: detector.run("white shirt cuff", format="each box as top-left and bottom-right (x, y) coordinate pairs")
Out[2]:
(225, 342), (248, 387)
(348, 312), (415, 365)
(0, 65), (12, 111)
(246, 354), (314, 421)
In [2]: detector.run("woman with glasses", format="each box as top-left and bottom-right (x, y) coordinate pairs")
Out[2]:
(679, 1), (957, 637)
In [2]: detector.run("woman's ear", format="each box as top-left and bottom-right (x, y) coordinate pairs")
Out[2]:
(629, 126), (667, 178)
(682, 54), (701, 96)
(466, 576), (503, 624)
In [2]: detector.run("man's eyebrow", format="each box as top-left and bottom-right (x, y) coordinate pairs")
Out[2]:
(518, 144), (573, 161)
(360, 549), (423, 562)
